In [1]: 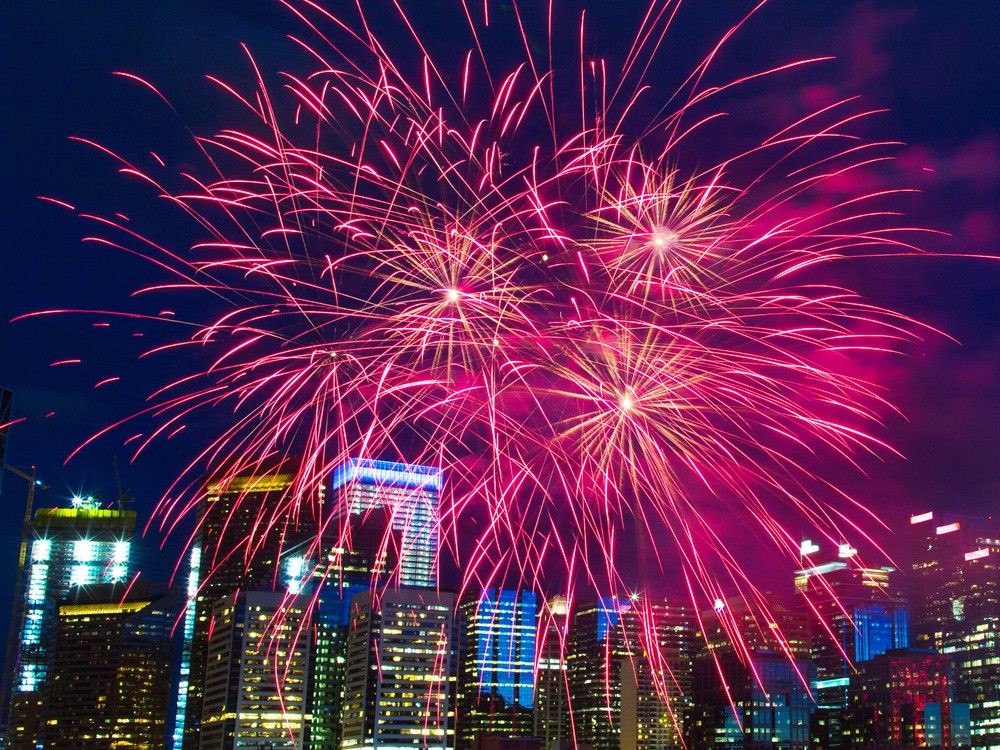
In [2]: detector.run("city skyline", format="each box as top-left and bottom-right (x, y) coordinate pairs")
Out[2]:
(0, 1), (998, 748)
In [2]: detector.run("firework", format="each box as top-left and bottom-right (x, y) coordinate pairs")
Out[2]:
(29, 0), (938, 733)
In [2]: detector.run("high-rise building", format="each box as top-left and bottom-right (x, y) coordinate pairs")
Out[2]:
(179, 466), (313, 749)
(5, 499), (135, 750)
(686, 597), (813, 750)
(330, 458), (442, 587)
(794, 540), (909, 748)
(908, 511), (999, 750)
(534, 596), (571, 750)
(39, 583), (178, 749)
(459, 589), (538, 747)
(341, 589), (458, 750)
(199, 590), (312, 749)
(568, 596), (694, 750)
(303, 506), (400, 750)
(846, 648), (971, 749)
(567, 597), (632, 750)
(621, 599), (695, 750)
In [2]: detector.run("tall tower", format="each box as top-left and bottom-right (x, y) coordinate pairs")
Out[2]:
(568, 596), (694, 750)
(305, 506), (400, 750)
(39, 583), (178, 749)
(5, 499), (135, 750)
(794, 539), (908, 748)
(686, 596), (813, 750)
(330, 458), (442, 587)
(341, 589), (458, 750)
(458, 588), (538, 747)
(179, 466), (313, 750)
(199, 590), (313, 749)
(908, 511), (999, 750)
(534, 596), (571, 750)
(567, 597), (632, 750)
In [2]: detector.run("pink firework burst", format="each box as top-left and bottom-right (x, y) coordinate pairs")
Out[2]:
(28, 0), (948, 730)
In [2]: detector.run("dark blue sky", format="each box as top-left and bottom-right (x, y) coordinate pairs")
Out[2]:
(1, 1), (998, 599)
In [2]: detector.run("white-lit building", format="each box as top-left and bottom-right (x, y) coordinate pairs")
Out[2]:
(5, 499), (135, 750)
(341, 589), (457, 750)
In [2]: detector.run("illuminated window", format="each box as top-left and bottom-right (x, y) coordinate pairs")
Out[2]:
(71, 563), (95, 587)
(31, 539), (52, 562)
(73, 539), (96, 562)
(112, 541), (130, 563)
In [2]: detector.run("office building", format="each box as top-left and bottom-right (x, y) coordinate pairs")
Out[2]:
(306, 506), (400, 750)
(199, 590), (312, 749)
(179, 466), (313, 749)
(568, 596), (694, 750)
(686, 597), (812, 750)
(794, 540), (908, 748)
(621, 598), (695, 750)
(341, 589), (458, 750)
(534, 596), (571, 749)
(909, 512), (1000, 750)
(459, 589), (538, 747)
(39, 583), (178, 749)
(5, 499), (135, 750)
(846, 648), (971, 749)
(330, 458), (442, 587)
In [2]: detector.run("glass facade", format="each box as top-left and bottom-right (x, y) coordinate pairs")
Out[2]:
(331, 458), (442, 587)
(341, 589), (457, 750)
(459, 589), (537, 747)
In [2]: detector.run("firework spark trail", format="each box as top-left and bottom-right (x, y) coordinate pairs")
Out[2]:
(25, 0), (950, 736)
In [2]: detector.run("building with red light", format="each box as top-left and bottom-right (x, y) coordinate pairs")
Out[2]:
(846, 648), (970, 749)
(686, 597), (813, 750)
(794, 540), (909, 749)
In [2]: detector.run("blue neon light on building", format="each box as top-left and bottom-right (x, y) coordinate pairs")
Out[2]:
(330, 458), (443, 491)
(330, 458), (442, 587)
(472, 589), (538, 708)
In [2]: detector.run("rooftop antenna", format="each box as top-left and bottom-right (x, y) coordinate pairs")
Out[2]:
(113, 455), (133, 512)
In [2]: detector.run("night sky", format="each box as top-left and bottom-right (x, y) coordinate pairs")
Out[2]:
(1, 1), (998, 605)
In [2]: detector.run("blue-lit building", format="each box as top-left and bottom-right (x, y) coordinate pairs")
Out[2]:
(169, 545), (200, 750)
(794, 540), (909, 749)
(459, 589), (538, 747)
(5, 499), (136, 750)
(331, 458), (442, 588)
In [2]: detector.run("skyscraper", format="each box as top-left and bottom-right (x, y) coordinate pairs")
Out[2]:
(846, 648), (971, 750)
(567, 597), (632, 750)
(621, 599), (695, 750)
(686, 597), (813, 750)
(39, 583), (178, 749)
(304, 506), (400, 750)
(908, 511), (999, 750)
(341, 589), (458, 750)
(330, 458), (442, 587)
(794, 540), (909, 748)
(459, 589), (538, 747)
(179, 466), (312, 749)
(5, 499), (135, 750)
(199, 590), (312, 749)
(568, 596), (694, 750)
(534, 596), (571, 750)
